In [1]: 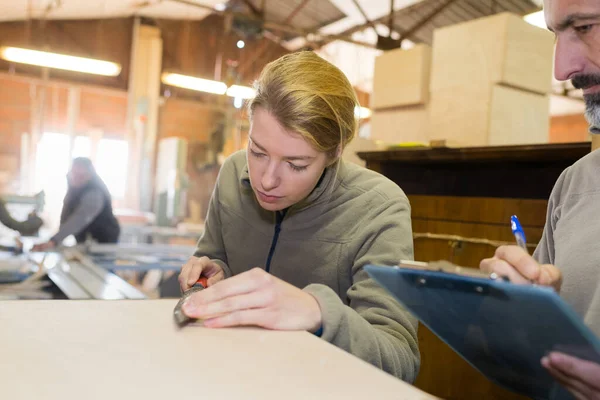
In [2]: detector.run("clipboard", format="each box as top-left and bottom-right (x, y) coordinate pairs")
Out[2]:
(365, 261), (600, 400)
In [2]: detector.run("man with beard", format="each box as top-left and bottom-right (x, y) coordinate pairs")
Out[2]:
(32, 157), (120, 251)
(480, 1), (600, 397)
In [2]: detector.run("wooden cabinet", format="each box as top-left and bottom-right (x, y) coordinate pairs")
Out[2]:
(359, 142), (590, 400)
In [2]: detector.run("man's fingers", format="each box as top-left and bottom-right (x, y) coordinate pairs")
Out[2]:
(543, 364), (592, 400)
(539, 265), (563, 291)
(547, 352), (600, 391)
(494, 245), (541, 281)
(479, 257), (531, 284)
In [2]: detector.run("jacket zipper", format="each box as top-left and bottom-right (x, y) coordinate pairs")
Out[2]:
(265, 209), (287, 273)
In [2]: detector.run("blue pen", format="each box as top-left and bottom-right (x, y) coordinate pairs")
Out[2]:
(510, 215), (528, 252)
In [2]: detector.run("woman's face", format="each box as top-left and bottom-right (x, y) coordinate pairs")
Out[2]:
(247, 107), (330, 212)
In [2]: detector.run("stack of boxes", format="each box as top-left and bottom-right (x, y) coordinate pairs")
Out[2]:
(371, 44), (432, 145)
(370, 12), (555, 147)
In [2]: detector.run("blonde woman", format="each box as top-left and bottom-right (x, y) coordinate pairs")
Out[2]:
(179, 51), (419, 381)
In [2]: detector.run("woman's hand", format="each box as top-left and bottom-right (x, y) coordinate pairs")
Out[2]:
(178, 256), (225, 291)
(182, 267), (322, 332)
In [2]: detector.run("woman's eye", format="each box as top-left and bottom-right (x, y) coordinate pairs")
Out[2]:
(250, 149), (266, 158)
(289, 163), (308, 172)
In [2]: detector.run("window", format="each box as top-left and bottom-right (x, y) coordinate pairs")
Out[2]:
(96, 139), (129, 198)
(34, 133), (129, 232)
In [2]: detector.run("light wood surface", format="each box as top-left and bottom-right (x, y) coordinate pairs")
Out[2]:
(487, 84), (549, 146)
(429, 84), (549, 147)
(373, 44), (432, 109)
(430, 12), (553, 95)
(371, 105), (429, 145)
(0, 299), (438, 400)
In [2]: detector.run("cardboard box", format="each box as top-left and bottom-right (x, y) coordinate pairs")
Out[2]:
(428, 84), (550, 147)
(373, 44), (432, 109)
(430, 12), (554, 95)
(370, 106), (429, 145)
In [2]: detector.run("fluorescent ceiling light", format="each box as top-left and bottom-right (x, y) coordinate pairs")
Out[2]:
(161, 72), (227, 95)
(524, 10), (546, 29)
(0, 46), (121, 76)
(354, 106), (372, 119)
(226, 85), (255, 99)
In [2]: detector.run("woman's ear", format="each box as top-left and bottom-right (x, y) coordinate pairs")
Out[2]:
(326, 145), (343, 167)
(334, 145), (342, 159)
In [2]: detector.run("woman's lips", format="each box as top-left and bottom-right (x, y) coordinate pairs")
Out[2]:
(256, 190), (282, 203)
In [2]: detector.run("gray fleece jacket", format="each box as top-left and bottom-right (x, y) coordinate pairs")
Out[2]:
(534, 148), (600, 336)
(194, 150), (420, 381)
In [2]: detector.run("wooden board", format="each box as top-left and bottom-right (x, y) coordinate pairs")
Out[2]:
(373, 44), (431, 109)
(430, 12), (553, 95)
(0, 299), (438, 400)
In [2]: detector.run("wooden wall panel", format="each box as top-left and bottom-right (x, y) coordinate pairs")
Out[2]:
(0, 76), (29, 190)
(78, 88), (128, 137)
(158, 97), (219, 143)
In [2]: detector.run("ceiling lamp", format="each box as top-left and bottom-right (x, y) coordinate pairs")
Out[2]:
(226, 85), (255, 99)
(161, 73), (227, 95)
(162, 72), (256, 99)
(0, 46), (121, 76)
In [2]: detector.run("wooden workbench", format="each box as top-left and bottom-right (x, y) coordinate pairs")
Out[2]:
(0, 299), (437, 400)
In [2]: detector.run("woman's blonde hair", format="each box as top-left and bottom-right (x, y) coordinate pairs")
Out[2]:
(247, 51), (359, 158)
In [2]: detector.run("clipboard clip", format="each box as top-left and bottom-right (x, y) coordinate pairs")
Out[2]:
(397, 260), (507, 282)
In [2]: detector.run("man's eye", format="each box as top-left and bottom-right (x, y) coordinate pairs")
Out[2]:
(574, 24), (593, 34)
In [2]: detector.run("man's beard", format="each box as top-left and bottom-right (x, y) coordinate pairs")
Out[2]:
(572, 75), (600, 133)
(583, 93), (600, 133)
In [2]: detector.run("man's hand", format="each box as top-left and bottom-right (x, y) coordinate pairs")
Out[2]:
(542, 352), (600, 399)
(178, 256), (225, 291)
(182, 267), (322, 332)
(31, 241), (55, 252)
(480, 245), (562, 291)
